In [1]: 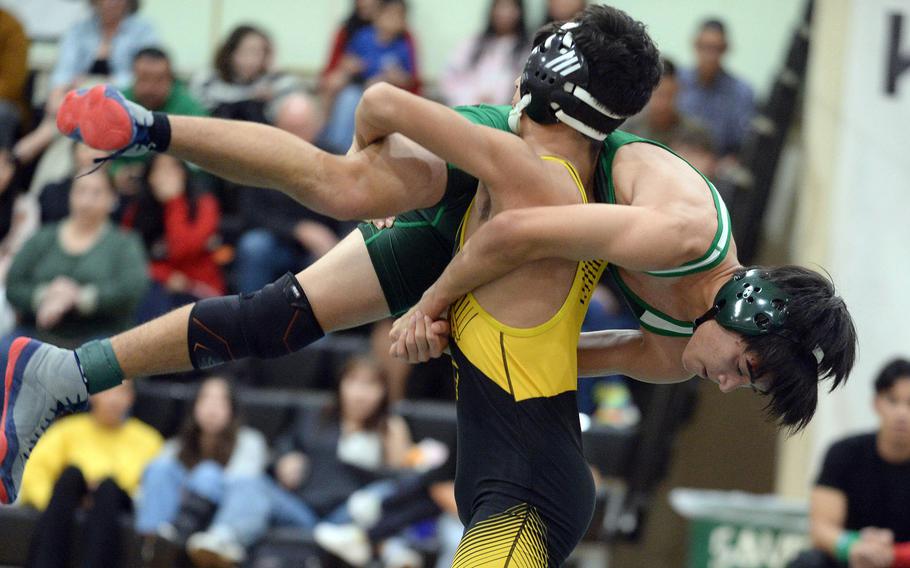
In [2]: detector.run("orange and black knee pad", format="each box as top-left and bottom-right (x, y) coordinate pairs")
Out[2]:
(187, 272), (324, 369)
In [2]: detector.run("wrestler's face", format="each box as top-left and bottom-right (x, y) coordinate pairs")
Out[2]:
(683, 321), (769, 394)
(875, 378), (910, 441)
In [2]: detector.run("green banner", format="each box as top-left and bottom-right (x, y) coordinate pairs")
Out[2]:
(688, 519), (810, 568)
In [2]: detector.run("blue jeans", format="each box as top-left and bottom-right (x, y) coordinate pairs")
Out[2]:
(234, 229), (305, 294)
(321, 84), (364, 154)
(135, 457), (271, 546)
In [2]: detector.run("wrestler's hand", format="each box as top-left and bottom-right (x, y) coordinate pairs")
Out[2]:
(390, 308), (449, 363)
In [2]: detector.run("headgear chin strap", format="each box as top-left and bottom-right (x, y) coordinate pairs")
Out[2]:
(694, 269), (790, 335)
(510, 22), (628, 140)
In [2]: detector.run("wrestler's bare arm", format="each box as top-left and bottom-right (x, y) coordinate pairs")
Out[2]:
(576, 329), (691, 382)
(165, 116), (448, 220)
(355, 82), (557, 207)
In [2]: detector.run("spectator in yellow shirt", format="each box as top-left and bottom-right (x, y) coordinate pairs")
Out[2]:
(19, 381), (163, 568)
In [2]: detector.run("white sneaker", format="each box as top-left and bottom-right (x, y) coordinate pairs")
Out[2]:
(187, 526), (246, 568)
(380, 537), (424, 568)
(348, 489), (382, 528)
(313, 523), (371, 567)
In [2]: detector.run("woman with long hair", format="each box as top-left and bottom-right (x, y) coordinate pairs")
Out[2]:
(190, 24), (303, 123)
(264, 355), (414, 532)
(440, 0), (528, 107)
(135, 375), (268, 567)
(120, 154), (224, 322)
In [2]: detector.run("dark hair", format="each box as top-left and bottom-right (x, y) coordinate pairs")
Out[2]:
(470, 0), (528, 67)
(874, 359), (910, 393)
(699, 18), (727, 37)
(322, 354), (391, 433)
(533, 5), (662, 120)
(132, 155), (200, 257)
(661, 56), (677, 78)
(177, 376), (241, 468)
(741, 265), (857, 432)
(214, 25), (272, 83)
(133, 46), (170, 65)
(92, 0), (140, 15)
(342, 0), (373, 36)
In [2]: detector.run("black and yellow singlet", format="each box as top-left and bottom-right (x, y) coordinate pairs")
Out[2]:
(449, 157), (606, 567)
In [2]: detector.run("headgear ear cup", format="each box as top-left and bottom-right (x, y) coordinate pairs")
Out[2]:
(513, 23), (627, 141)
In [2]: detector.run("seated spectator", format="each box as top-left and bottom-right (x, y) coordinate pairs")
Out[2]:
(19, 382), (163, 568)
(439, 0), (528, 107)
(321, 0), (419, 153)
(111, 47), (208, 196)
(24, 47), (206, 224)
(5, 169), (148, 348)
(264, 355), (414, 531)
(37, 142), (109, 225)
(788, 359), (910, 568)
(135, 375), (268, 568)
(233, 91), (338, 294)
(0, 8), (28, 155)
(622, 58), (712, 147)
(121, 154), (225, 321)
(314, 456), (460, 568)
(7, 0), (159, 186)
(190, 25), (304, 124)
(539, 0), (587, 26)
(678, 19), (755, 159)
(320, 0), (420, 98)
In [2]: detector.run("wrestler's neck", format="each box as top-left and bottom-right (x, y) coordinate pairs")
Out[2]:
(519, 116), (599, 182)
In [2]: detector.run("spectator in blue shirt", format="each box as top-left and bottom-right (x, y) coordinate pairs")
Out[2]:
(678, 19), (755, 159)
(321, 0), (418, 153)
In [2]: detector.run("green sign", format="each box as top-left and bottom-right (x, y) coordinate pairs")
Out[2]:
(688, 519), (810, 568)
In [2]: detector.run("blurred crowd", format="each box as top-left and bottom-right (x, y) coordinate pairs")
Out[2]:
(0, 0), (759, 566)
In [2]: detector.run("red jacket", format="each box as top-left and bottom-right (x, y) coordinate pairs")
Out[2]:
(122, 193), (225, 297)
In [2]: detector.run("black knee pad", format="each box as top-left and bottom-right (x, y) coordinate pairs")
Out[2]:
(187, 273), (324, 369)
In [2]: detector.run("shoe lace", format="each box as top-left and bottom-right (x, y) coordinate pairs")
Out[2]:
(21, 394), (87, 461)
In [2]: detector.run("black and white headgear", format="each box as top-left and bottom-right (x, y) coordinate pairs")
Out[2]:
(509, 22), (628, 141)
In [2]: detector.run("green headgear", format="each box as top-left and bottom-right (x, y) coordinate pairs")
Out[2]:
(695, 269), (791, 335)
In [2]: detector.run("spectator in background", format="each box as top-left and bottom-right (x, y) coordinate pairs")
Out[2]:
(112, 48), (208, 198)
(8, 0), (159, 179)
(265, 356), (414, 531)
(678, 19), (755, 159)
(439, 0), (528, 107)
(321, 0), (419, 153)
(789, 359), (910, 568)
(314, 457), (460, 568)
(121, 154), (225, 322)
(233, 91), (338, 294)
(321, 0), (420, 98)
(190, 25), (304, 124)
(23, 48), (206, 223)
(136, 375), (268, 568)
(623, 58), (712, 147)
(540, 0), (587, 26)
(0, 9), (29, 155)
(20, 382), (163, 568)
(5, 169), (148, 348)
